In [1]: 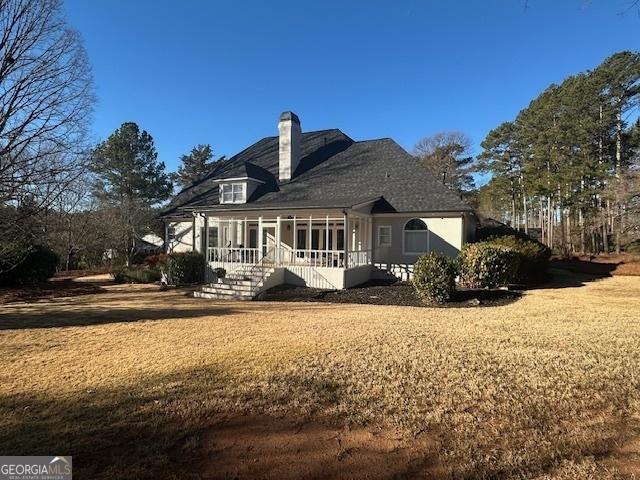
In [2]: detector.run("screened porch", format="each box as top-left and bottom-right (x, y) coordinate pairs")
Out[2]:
(195, 212), (372, 270)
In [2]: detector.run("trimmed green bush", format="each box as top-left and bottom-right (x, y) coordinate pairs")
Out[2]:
(413, 252), (457, 304)
(459, 242), (520, 289)
(0, 244), (58, 286)
(476, 225), (531, 242)
(486, 235), (551, 284)
(165, 252), (205, 285)
(113, 267), (161, 284)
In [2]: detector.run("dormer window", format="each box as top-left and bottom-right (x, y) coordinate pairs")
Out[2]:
(220, 182), (245, 204)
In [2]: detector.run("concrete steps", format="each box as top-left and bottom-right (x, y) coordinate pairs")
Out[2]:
(194, 266), (274, 300)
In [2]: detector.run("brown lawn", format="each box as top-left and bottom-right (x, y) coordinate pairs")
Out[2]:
(1, 273), (640, 479)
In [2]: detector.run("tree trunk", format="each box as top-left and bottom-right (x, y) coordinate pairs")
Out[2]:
(523, 195), (528, 235)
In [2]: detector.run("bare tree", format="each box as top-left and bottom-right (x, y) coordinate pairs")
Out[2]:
(414, 131), (475, 193)
(0, 0), (94, 272)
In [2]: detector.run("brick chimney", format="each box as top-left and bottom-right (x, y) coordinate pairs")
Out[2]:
(278, 111), (301, 181)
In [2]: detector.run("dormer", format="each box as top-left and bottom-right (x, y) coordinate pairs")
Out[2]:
(214, 177), (265, 204)
(213, 161), (275, 205)
(218, 180), (246, 204)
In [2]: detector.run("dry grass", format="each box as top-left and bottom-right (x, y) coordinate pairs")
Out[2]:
(1, 274), (640, 479)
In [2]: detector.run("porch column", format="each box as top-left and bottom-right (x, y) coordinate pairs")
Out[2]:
(308, 215), (312, 250)
(325, 215), (329, 251)
(276, 215), (281, 264)
(343, 212), (348, 268)
(204, 215), (208, 259)
(243, 217), (248, 247)
(258, 216), (263, 254)
(293, 216), (297, 250)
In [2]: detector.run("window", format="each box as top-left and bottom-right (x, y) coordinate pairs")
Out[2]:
(220, 183), (245, 203)
(403, 218), (429, 254)
(377, 225), (392, 247)
(167, 225), (176, 241)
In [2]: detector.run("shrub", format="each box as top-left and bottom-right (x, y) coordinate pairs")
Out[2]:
(144, 253), (168, 269)
(458, 242), (520, 289)
(486, 235), (551, 284)
(413, 252), (457, 304)
(165, 252), (204, 285)
(0, 244), (59, 286)
(476, 225), (531, 242)
(214, 267), (226, 278)
(113, 267), (161, 284)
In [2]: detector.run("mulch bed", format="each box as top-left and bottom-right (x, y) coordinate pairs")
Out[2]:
(261, 280), (521, 308)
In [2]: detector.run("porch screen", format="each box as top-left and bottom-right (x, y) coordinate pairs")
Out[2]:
(208, 226), (218, 248)
(296, 229), (307, 250)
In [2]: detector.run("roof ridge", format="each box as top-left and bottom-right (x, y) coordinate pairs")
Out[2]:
(354, 137), (393, 144)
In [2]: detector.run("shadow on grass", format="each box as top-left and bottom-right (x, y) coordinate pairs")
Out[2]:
(523, 264), (617, 291)
(0, 279), (112, 304)
(0, 366), (229, 479)
(0, 364), (441, 480)
(0, 305), (239, 330)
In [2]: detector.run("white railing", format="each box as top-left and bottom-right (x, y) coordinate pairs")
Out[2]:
(347, 249), (371, 268)
(207, 247), (260, 264)
(206, 246), (371, 269)
(281, 249), (345, 268)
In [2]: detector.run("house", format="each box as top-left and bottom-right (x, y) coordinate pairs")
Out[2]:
(161, 112), (475, 299)
(136, 233), (164, 256)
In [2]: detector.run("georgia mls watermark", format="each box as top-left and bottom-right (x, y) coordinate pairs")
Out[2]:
(0, 456), (72, 480)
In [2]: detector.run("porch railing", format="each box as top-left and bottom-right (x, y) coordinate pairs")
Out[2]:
(347, 249), (371, 268)
(206, 247), (371, 269)
(207, 247), (260, 264)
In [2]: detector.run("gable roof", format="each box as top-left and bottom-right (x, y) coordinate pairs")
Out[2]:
(162, 128), (471, 218)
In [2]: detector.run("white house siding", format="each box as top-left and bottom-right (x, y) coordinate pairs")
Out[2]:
(167, 220), (194, 253)
(193, 215), (206, 253)
(372, 214), (464, 281)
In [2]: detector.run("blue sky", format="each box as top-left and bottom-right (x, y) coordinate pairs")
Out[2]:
(64, 0), (639, 179)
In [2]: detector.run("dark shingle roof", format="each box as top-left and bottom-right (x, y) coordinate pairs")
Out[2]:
(162, 128), (471, 218)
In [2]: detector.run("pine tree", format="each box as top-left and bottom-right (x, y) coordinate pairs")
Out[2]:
(172, 144), (223, 189)
(92, 122), (172, 264)
(477, 51), (640, 255)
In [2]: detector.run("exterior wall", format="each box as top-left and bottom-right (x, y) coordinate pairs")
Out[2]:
(372, 214), (465, 281)
(344, 265), (372, 288)
(167, 220), (194, 253)
(194, 215), (205, 253)
(259, 267), (286, 291)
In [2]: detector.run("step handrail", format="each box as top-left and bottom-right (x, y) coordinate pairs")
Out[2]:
(242, 247), (277, 286)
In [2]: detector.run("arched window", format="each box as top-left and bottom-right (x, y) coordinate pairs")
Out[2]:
(403, 218), (429, 254)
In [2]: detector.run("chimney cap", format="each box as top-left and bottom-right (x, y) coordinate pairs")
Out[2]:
(279, 111), (300, 124)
